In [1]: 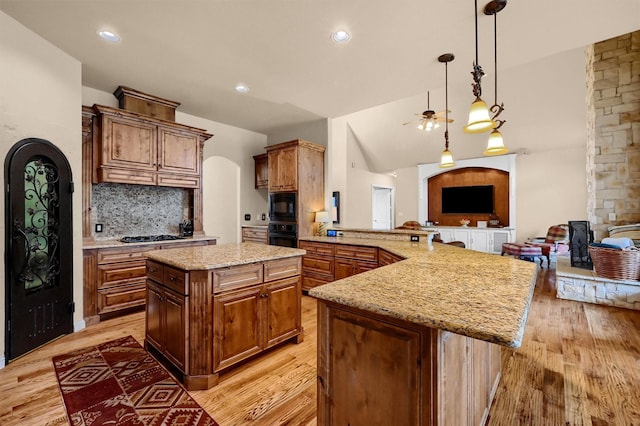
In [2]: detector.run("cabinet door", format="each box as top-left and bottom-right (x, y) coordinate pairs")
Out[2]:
(264, 276), (301, 347)
(469, 230), (489, 252)
(353, 260), (378, 275)
(268, 146), (297, 191)
(163, 288), (189, 372)
(253, 154), (268, 189)
(145, 280), (164, 352)
(157, 126), (200, 175)
(100, 115), (157, 171)
(334, 258), (355, 280)
(490, 230), (512, 254)
(213, 286), (262, 371)
(437, 331), (469, 426)
(436, 229), (453, 243)
(452, 229), (471, 247)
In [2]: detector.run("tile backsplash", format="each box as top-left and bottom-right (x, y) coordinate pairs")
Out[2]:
(92, 183), (189, 240)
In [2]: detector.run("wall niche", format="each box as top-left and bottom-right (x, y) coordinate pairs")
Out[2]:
(427, 167), (509, 227)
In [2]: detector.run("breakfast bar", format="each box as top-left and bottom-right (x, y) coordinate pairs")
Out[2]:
(144, 243), (306, 390)
(305, 236), (538, 425)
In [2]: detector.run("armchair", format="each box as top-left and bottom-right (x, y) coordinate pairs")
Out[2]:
(525, 224), (570, 262)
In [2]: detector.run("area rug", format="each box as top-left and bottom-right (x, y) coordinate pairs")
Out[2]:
(52, 335), (218, 426)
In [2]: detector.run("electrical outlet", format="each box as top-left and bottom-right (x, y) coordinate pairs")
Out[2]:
(410, 235), (419, 242)
(261, 213), (266, 220)
(95, 223), (103, 233)
(244, 214), (251, 221)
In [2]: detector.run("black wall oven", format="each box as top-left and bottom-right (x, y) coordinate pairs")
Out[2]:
(268, 192), (296, 223)
(268, 222), (297, 248)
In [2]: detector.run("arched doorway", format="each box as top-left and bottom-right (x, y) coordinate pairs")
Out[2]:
(4, 138), (74, 361)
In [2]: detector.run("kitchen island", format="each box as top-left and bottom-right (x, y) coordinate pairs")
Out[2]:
(305, 236), (538, 425)
(144, 242), (305, 390)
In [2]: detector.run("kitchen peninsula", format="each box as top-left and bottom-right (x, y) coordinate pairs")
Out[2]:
(144, 242), (305, 390)
(305, 236), (538, 425)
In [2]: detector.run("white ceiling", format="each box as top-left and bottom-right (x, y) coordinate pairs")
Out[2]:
(2, 0), (639, 171)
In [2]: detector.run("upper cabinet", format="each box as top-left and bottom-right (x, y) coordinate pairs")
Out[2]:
(267, 144), (298, 191)
(93, 105), (211, 188)
(253, 153), (268, 189)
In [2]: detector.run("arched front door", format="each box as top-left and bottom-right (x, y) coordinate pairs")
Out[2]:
(4, 138), (74, 361)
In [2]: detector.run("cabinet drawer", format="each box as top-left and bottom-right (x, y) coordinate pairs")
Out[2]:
(242, 228), (267, 239)
(299, 241), (335, 256)
(157, 173), (200, 189)
(335, 244), (378, 262)
(98, 260), (147, 288)
(302, 273), (333, 291)
(213, 263), (263, 292)
(98, 281), (146, 314)
(97, 245), (156, 264)
(146, 260), (164, 283)
(161, 240), (208, 250)
(302, 254), (334, 276)
(163, 265), (189, 295)
(264, 256), (301, 282)
(97, 167), (157, 186)
(379, 249), (405, 266)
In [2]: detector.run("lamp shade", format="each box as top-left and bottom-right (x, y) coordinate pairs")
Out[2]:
(315, 211), (330, 223)
(483, 129), (509, 156)
(439, 149), (455, 168)
(463, 97), (496, 133)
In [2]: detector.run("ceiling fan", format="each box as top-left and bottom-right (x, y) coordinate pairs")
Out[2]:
(403, 91), (453, 132)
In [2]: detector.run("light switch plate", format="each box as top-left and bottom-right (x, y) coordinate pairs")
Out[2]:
(95, 223), (103, 233)
(410, 235), (419, 242)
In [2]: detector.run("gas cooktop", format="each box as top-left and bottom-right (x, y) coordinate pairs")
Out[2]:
(119, 234), (185, 243)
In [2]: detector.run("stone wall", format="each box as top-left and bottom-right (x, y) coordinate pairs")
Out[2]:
(591, 30), (640, 240)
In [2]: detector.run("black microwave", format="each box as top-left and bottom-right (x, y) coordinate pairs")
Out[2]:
(269, 192), (297, 222)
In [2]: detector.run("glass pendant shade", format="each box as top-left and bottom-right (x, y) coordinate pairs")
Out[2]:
(417, 118), (440, 132)
(463, 97), (496, 133)
(439, 149), (455, 168)
(483, 128), (509, 156)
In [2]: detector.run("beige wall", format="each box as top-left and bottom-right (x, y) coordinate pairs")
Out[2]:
(0, 11), (82, 364)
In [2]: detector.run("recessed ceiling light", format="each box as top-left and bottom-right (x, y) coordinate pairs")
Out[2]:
(97, 30), (120, 43)
(235, 84), (250, 93)
(331, 30), (351, 43)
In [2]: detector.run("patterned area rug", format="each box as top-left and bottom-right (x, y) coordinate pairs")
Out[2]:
(52, 335), (218, 426)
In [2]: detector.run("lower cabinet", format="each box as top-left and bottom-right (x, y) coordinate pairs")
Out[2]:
(435, 228), (514, 254)
(146, 280), (188, 372)
(83, 239), (215, 324)
(241, 226), (268, 244)
(317, 300), (501, 426)
(299, 240), (379, 289)
(145, 256), (303, 390)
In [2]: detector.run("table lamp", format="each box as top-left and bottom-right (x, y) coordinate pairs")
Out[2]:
(315, 211), (330, 236)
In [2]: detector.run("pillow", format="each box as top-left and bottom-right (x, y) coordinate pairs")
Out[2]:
(589, 242), (622, 250)
(601, 237), (634, 249)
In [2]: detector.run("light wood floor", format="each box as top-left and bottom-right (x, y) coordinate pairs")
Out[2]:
(1, 268), (639, 425)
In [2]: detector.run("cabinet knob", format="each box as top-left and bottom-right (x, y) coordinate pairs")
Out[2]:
(169, 276), (175, 281)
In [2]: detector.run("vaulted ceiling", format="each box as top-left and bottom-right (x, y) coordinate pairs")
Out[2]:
(2, 0), (639, 172)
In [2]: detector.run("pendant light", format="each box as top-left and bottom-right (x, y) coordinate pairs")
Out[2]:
(463, 0), (496, 134)
(438, 53), (455, 168)
(483, 0), (508, 155)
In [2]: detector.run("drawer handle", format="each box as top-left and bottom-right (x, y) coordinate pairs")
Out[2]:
(169, 276), (175, 281)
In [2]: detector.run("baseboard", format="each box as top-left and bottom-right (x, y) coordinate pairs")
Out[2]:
(74, 319), (86, 332)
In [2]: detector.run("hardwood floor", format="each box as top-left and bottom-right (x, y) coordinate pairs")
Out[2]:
(1, 268), (639, 425)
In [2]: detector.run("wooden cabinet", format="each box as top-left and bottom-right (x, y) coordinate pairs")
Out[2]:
(317, 300), (501, 426)
(146, 279), (189, 372)
(268, 145), (298, 191)
(213, 275), (301, 371)
(241, 226), (268, 244)
(83, 239), (216, 324)
(93, 105), (211, 188)
(265, 140), (325, 240)
(145, 253), (303, 390)
(379, 248), (405, 266)
(253, 153), (268, 189)
(299, 241), (380, 289)
(299, 241), (335, 291)
(334, 244), (378, 280)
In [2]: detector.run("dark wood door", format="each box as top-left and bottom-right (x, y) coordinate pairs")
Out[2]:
(213, 286), (262, 371)
(5, 138), (74, 361)
(264, 276), (300, 347)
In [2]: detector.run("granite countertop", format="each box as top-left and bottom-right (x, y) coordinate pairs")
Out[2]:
(145, 242), (305, 270)
(304, 236), (538, 348)
(83, 234), (218, 249)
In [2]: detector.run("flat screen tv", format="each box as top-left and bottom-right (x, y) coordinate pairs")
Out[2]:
(441, 185), (494, 214)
